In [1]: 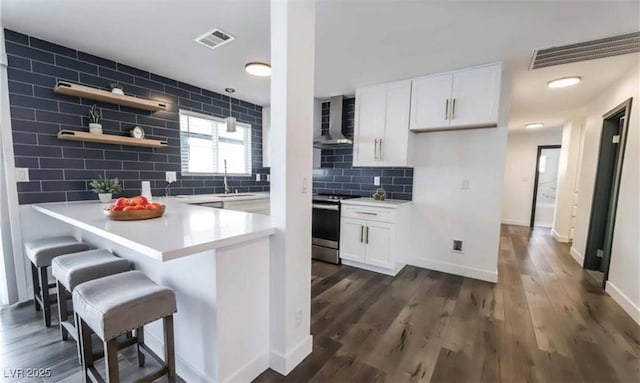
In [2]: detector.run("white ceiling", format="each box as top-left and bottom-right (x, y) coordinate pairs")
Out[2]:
(509, 53), (640, 132)
(2, 0), (639, 118)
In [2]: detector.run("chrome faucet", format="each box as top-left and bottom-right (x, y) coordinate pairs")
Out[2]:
(223, 159), (230, 194)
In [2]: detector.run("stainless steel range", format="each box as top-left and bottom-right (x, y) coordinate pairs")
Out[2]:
(312, 194), (357, 264)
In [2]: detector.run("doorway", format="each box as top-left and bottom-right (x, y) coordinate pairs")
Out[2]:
(584, 98), (632, 287)
(530, 145), (561, 228)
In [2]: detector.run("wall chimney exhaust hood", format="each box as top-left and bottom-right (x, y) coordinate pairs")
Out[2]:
(313, 95), (352, 149)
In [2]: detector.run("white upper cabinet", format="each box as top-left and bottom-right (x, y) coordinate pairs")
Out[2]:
(410, 72), (453, 131)
(410, 62), (502, 131)
(353, 80), (412, 167)
(450, 64), (501, 128)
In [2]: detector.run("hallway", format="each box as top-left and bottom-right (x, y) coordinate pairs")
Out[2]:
(256, 225), (639, 382)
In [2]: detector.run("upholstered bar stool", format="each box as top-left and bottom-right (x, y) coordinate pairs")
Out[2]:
(74, 271), (177, 383)
(52, 249), (130, 344)
(25, 236), (90, 327)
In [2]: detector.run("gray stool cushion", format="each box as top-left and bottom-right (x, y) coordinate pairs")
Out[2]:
(25, 236), (91, 267)
(73, 271), (177, 340)
(52, 249), (131, 291)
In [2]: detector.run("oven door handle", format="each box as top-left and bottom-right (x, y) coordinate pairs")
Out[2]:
(312, 203), (339, 211)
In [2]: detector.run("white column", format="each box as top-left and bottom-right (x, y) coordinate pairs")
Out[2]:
(269, 0), (315, 375)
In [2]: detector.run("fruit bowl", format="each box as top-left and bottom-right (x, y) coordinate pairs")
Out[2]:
(104, 205), (165, 221)
(103, 196), (165, 221)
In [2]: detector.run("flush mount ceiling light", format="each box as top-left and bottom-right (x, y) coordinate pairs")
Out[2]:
(526, 123), (544, 129)
(547, 76), (581, 88)
(245, 62), (271, 77)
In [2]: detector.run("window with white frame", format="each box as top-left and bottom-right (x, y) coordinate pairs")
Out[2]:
(179, 110), (252, 175)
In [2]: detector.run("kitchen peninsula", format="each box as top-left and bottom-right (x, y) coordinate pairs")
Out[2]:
(32, 199), (275, 383)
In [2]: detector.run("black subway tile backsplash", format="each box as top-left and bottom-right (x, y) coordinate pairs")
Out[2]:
(6, 29), (269, 204)
(313, 97), (413, 200)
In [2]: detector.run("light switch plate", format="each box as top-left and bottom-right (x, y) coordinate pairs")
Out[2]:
(165, 171), (177, 183)
(374, 176), (380, 186)
(15, 168), (29, 182)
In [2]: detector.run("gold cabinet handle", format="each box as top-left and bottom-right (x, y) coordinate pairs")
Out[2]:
(451, 98), (456, 119)
(445, 99), (449, 120)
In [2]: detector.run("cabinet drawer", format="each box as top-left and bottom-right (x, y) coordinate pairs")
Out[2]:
(341, 205), (396, 223)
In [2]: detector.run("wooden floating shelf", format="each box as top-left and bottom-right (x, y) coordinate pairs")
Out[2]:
(53, 81), (168, 112)
(57, 130), (168, 148)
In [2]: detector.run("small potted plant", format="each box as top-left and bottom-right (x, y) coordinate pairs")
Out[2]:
(110, 82), (124, 95)
(89, 175), (122, 203)
(88, 105), (103, 134)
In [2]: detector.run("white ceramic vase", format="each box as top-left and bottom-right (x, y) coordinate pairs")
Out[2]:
(89, 123), (103, 134)
(98, 193), (112, 203)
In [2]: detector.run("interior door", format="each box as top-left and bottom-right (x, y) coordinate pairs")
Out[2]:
(379, 80), (411, 166)
(340, 218), (366, 262)
(450, 64), (500, 128)
(354, 86), (386, 166)
(364, 222), (394, 268)
(409, 72), (453, 131)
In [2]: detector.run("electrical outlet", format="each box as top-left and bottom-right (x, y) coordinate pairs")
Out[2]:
(461, 179), (470, 190)
(452, 239), (464, 254)
(267, 174), (271, 182)
(15, 168), (29, 182)
(165, 171), (177, 183)
(294, 310), (302, 328)
(256, 174), (261, 182)
(374, 176), (380, 186)
(302, 177), (308, 193)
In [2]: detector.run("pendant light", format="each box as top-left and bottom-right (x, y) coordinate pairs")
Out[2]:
(225, 87), (237, 133)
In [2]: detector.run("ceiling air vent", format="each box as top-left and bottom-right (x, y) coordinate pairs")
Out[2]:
(529, 32), (640, 70)
(195, 28), (234, 50)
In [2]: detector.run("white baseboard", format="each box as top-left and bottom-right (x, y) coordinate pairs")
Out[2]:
(145, 330), (209, 383)
(551, 229), (570, 243)
(569, 247), (584, 266)
(404, 256), (497, 283)
(222, 350), (270, 383)
(269, 335), (313, 376)
(501, 218), (529, 226)
(341, 259), (403, 276)
(605, 281), (640, 325)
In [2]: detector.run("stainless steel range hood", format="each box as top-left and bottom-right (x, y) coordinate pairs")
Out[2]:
(313, 95), (353, 149)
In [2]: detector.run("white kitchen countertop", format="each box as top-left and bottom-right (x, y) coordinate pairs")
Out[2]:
(32, 199), (275, 261)
(173, 192), (270, 204)
(340, 197), (412, 208)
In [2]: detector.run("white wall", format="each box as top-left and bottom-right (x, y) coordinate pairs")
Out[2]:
(501, 128), (563, 226)
(552, 117), (585, 242)
(404, 72), (512, 283)
(572, 65), (640, 324)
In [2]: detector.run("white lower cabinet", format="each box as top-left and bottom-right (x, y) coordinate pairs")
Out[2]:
(340, 218), (367, 263)
(339, 199), (411, 276)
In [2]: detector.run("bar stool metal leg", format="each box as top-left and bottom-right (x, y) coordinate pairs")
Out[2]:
(164, 316), (176, 383)
(136, 326), (145, 367)
(30, 264), (41, 312)
(38, 266), (51, 327)
(79, 319), (94, 383)
(105, 338), (120, 383)
(56, 281), (69, 340)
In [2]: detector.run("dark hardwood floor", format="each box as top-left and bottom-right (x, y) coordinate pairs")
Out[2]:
(1, 225), (638, 382)
(255, 225), (640, 383)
